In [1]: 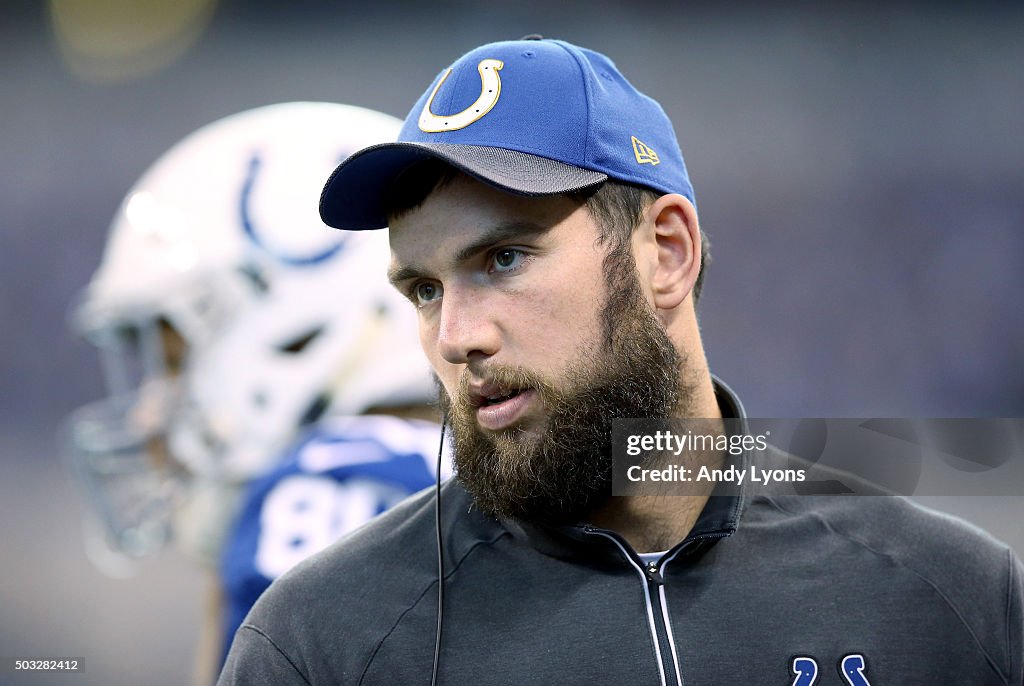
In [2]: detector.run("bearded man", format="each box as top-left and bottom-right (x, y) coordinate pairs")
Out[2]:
(219, 38), (1022, 686)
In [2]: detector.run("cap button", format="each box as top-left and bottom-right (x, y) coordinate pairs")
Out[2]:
(519, 34), (544, 41)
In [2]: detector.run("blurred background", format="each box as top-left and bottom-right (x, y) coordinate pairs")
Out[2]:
(2, 1), (1022, 683)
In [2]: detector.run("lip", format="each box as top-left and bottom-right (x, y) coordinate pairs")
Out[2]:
(468, 382), (514, 408)
(475, 389), (537, 431)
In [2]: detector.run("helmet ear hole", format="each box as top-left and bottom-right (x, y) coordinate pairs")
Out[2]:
(298, 393), (330, 426)
(238, 264), (270, 294)
(276, 327), (324, 355)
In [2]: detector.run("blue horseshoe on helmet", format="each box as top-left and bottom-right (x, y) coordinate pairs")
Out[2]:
(239, 154), (347, 266)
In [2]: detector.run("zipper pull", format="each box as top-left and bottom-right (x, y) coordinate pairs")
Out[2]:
(645, 561), (664, 584)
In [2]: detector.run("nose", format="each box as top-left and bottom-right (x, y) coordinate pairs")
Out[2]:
(435, 285), (501, 365)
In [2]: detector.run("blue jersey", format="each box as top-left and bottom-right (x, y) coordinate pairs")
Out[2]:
(220, 415), (447, 654)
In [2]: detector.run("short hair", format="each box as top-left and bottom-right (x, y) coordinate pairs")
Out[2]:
(577, 181), (709, 305)
(383, 159), (709, 304)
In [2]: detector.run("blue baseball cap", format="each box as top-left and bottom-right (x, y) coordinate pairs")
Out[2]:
(320, 38), (694, 231)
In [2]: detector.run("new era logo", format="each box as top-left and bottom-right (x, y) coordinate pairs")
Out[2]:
(631, 136), (660, 165)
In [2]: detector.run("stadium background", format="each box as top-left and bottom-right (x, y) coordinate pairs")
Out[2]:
(2, 1), (1022, 683)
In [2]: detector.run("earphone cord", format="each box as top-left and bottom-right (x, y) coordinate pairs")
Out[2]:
(430, 419), (447, 686)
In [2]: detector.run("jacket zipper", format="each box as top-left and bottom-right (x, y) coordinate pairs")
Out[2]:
(585, 529), (731, 686)
(585, 528), (678, 686)
(656, 532), (729, 686)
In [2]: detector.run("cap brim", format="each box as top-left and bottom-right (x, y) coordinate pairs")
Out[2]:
(319, 142), (608, 230)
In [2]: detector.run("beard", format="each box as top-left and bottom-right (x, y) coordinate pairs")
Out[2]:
(438, 245), (695, 524)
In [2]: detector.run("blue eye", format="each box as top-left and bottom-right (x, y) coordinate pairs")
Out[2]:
(414, 281), (443, 306)
(492, 248), (525, 272)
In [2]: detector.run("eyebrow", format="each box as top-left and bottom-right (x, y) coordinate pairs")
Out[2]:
(387, 220), (551, 287)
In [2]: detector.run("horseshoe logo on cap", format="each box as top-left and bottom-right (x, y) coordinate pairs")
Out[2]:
(418, 58), (504, 132)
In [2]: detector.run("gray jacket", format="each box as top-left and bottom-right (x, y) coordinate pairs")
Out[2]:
(220, 388), (1023, 685)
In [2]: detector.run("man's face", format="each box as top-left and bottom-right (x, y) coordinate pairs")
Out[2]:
(388, 175), (688, 524)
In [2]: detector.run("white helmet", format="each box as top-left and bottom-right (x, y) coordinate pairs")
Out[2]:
(65, 102), (434, 568)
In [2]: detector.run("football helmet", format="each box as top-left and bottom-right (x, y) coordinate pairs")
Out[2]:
(64, 102), (434, 568)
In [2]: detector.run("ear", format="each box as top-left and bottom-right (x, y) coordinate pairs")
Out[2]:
(645, 194), (701, 311)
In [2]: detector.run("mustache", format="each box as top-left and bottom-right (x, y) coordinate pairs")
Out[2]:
(436, 365), (557, 414)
